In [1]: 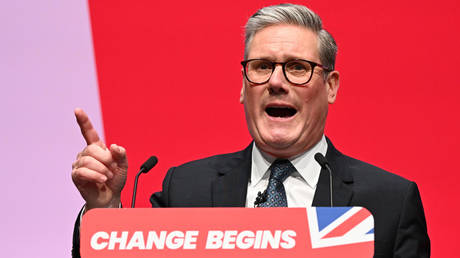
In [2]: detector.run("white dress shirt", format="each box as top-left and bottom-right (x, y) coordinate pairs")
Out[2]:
(245, 135), (328, 207)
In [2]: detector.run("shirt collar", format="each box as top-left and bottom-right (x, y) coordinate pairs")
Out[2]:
(250, 135), (328, 188)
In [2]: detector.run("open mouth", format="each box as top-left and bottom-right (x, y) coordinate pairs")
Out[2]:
(265, 106), (297, 118)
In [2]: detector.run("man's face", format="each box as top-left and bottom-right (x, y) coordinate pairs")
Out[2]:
(240, 24), (339, 158)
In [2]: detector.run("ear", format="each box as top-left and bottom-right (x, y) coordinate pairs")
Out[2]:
(325, 70), (340, 104)
(240, 84), (245, 104)
(240, 70), (245, 104)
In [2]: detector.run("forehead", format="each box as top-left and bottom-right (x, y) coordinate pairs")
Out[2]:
(247, 24), (319, 62)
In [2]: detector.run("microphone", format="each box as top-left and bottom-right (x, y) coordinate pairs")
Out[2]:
(314, 153), (333, 207)
(131, 156), (158, 208)
(254, 190), (267, 207)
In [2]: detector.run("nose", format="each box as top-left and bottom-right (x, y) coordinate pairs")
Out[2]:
(268, 65), (290, 95)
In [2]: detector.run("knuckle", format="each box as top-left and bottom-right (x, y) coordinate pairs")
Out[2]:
(79, 155), (90, 165)
(73, 168), (92, 182)
(72, 168), (81, 179)
(71, 160), (78, 169)
(88, 143), (101, 152)
(119, 146), (126, 153)
(80, 147), (89, 156)
(82, 144), (96, 155)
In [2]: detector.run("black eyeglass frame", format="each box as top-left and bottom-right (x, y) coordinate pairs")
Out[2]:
(240, 59), (332, 85)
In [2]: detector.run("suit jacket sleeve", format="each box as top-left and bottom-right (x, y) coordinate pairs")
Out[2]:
(150, 167), (174, 207)
(71, 208), (83, 258)
(393, 182), (430, 258)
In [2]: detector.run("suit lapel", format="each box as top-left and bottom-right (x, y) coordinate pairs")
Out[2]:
(212, 144), (252, 207)
(211, 139), (353, 207)
(312, 138), (354, 206)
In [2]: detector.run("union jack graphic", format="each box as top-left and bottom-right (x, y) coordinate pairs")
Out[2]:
(306, 207), (374, 249)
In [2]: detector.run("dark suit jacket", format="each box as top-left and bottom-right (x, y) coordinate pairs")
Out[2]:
(73, 138), (430, 257)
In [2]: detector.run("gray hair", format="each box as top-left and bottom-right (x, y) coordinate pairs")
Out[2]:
(244, 3), (337, 71)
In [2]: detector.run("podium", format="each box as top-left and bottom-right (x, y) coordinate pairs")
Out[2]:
(81, 207), (374, 257)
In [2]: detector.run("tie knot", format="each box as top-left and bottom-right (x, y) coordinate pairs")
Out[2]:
(269, 159), (295, 182)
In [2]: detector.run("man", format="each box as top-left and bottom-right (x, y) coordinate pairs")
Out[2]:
(71, 4), (430, 257)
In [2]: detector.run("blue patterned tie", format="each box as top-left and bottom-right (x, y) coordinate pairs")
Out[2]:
(259, 159), (295, 207)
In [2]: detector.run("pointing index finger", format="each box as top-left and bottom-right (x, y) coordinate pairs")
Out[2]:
(74, 108), (102, 146)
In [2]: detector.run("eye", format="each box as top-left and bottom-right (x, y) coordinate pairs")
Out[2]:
(286, 61), (309, 74)
(254, 60), (272, 71)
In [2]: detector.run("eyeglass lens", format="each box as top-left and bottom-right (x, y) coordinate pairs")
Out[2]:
(246, 60), (313, 84)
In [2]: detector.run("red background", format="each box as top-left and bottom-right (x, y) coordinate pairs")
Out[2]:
(88, 0), (460, 256)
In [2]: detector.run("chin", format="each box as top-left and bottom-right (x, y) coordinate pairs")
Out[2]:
(260, 133), (297, 151)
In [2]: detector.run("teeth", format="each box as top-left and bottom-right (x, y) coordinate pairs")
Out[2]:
(266, 107), (297, 117)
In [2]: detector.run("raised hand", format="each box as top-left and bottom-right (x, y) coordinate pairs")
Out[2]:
(71, 108), (128, 211)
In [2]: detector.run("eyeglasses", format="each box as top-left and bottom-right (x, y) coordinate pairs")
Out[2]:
(241, 59), (331, 85)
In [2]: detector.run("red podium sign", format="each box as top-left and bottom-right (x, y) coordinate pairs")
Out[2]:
(81, 207), (374, 257)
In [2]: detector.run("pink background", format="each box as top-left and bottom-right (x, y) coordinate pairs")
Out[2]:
(0, 1), (102, 257)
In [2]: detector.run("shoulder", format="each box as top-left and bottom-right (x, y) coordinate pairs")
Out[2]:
(330, 147), (429, 256)
(166, 143), (253, 179)
(326, 137), (413, 191)
(174, 144), (251, 173)
(342, 154), (412, 187)
(325, 138), (420, 220)
(150, 144), (253, 207)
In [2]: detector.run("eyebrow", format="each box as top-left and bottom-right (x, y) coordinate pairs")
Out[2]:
(249, 54), (313, 62)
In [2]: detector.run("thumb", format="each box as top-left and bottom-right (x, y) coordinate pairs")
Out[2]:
(110, 144), (128, 169)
